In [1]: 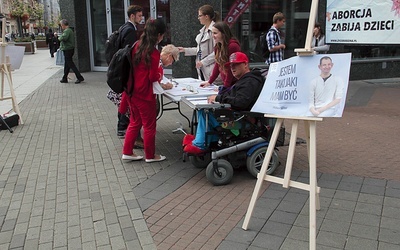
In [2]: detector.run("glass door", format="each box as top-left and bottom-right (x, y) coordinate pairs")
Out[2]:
(87, 0), (168, 71)
(87, 0), (127, 71)
(129, 0), (170, 44)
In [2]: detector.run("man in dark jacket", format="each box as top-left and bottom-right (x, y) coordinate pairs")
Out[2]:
(114, 5), (143, 138)
(118, 5), (143, 48)
(46, 29), (55, 57)
(184, 52), (264, 154)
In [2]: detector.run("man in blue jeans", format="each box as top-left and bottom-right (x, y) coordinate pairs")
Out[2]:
(183, 52), (264, 155)
(59, 19), (84, 84)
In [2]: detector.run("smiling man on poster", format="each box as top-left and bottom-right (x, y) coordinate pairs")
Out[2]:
(308, 56), (344, 117)
(250, 53), (351, 118)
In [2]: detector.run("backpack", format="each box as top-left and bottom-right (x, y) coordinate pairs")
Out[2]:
(259, 32), (268, 58)
(259, 28), (278, 58)
(106, 42), (136, 95)
(105, 29), (122, 65)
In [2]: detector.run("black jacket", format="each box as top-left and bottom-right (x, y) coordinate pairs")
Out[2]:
(119, 22), (137, 48)
(215, 70), (264, 111)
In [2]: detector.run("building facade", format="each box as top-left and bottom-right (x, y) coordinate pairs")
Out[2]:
(58, 0), (400, 80)
(1, 0), (60, 35)
(37, 0), (60, 29)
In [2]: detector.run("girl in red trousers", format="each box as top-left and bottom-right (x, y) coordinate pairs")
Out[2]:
(122, 19), (167, 163)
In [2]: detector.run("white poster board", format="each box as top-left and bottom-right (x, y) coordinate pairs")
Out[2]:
(251, 53), (351, 117)
(326, 0), (400, 44)
(4, 45), (25, 70)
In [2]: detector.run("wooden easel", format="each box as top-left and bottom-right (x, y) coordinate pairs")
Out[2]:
(0, 17), (24, 125)
(242, 116), (322, 249)
(242, 1), (322, 249)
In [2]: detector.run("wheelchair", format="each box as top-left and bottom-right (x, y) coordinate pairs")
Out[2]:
(185, 106), (285, 186)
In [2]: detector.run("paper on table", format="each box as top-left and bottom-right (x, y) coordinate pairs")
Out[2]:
(197, 86), (217, 91)
(185, 97), (208, 105)
(164, 87), (196, 96)
(173, 78), (202, 85)
(190, 99), (208, 105)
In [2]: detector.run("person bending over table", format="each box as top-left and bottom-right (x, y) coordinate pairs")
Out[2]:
(158, 44), (180, 90)
(183, 52), (264, 155)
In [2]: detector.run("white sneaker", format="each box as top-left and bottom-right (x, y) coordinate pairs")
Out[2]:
(145, 155), (166, 163)
(122, 154), (143, 161)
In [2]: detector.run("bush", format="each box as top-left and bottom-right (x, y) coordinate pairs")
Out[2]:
(14, 37), (32, 42)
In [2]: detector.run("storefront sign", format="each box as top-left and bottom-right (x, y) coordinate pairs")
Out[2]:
(326, 0), (399, 44)
(251, 54), (351, 118)
(224, 0), (252, 27)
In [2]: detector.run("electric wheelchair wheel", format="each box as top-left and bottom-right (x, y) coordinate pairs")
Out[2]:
(246, 147), (279, 178)
(189, 153), (211, 169)
(206, 159), (234, 186)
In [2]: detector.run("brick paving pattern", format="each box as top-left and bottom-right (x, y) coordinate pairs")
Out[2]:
(1, 66), (399, 249)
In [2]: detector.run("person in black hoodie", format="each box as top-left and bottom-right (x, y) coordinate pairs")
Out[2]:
(46, 29), (55, 57)
(184, 52), (264, 155)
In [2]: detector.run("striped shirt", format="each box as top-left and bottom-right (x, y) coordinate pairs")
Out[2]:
(266, 27), (284, 65)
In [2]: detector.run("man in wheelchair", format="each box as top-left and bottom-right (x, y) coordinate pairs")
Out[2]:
(183, 52), (266, 155)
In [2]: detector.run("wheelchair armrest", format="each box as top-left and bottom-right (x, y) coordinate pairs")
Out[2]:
(213, 108), (235, 122)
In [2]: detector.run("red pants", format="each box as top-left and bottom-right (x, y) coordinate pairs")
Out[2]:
(123, 96), (157, 159)
(118, 92), (129, 113)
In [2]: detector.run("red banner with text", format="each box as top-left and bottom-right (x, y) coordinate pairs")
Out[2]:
(224, 0), (252, 27)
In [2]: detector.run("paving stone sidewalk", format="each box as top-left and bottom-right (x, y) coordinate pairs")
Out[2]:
(1, 70), (399, 249)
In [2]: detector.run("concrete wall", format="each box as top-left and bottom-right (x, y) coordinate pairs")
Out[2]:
(170, 0), (221, 78)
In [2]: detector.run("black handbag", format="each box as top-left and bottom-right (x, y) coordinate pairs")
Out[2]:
(0, 114), (19, 131)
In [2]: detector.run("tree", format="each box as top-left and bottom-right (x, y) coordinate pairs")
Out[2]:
(29, 1), (45, 33)
(9, 0), (27, 36)
(8, 0), (44, 35)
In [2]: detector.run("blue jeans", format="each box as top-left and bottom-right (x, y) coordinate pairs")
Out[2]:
(192, 110), (220, 149)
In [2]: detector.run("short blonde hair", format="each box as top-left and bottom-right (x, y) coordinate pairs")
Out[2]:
(161, 44), (179, 62)
(273, 12), (285, 23)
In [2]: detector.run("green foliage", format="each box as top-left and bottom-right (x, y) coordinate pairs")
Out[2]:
(9, 0), (27, 18)
(14, 37), (32, 42)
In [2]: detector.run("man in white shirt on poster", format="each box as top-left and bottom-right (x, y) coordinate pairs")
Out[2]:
(309, 56), (344, 117)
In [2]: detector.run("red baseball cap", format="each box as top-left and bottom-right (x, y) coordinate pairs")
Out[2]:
(226, 52), (249, 66)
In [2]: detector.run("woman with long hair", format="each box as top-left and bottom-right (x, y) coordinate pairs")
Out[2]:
(122, 19), (167, 163)
(178, 5), (220, 81)
(311, 23), (330, 53)
(200, 21), (241, 89)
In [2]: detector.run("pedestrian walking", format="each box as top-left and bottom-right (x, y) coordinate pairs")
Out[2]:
(46, 29), (55, 57)
(58, 19), (84, 84)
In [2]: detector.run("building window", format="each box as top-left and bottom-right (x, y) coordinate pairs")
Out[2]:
(222, 0), (312, 64)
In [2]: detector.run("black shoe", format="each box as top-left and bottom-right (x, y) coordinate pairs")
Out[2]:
(60, 79), (68, 83)
(51, 55), (54, 57)
(75, 78), (84, 84)
(117, 130), (125, 137)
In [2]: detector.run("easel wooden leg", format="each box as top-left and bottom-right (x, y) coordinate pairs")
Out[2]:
(1, 64), (24, 124)
(304, 121), (320, 210)
(242, 118), (283, 230)
(1, 67), (5, 98)
(282, 120), (299, 188)
(308, 121), (317, 250)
